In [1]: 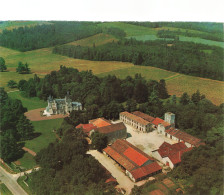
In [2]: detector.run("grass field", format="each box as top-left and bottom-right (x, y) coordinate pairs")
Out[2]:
(8, 91), (47, 111)
(97, 66), (224, 105)
(127, 35), (224, 48)
(0, 46), (133, 90)
(25, 119), (63, 153)
(66, 33), (118, 47)
(99, 22), (223, 48)
(0, 183), (13, 195)
(0, 72), (42, 92)
(17, 176), (32, 195)
(97, 66), (176, 80)
(0, 46), (133, 74)
(14, 153), (36, 170)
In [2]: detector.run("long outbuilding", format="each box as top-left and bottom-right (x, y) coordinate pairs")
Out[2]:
(103, 139), (162, 182)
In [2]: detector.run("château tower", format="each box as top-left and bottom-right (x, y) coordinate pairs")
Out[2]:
(165, 112), (175, 127)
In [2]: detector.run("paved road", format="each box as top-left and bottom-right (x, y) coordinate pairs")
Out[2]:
(0, 166), (27, 195)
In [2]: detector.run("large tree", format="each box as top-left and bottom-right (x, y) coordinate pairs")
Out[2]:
(0, 57), (7, 72)
(91, 132), (108, 152)
(16, 115), (34, 140)
(0, 131), (23, 162)
(16, 62), (31, 74)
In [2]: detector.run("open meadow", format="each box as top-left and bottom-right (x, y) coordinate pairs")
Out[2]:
(66, 33), (118, 47)
(97, 66), (224, 105)
(0, 46), (133, 74)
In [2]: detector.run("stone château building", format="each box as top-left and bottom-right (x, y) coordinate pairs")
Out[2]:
(43, 93), (82, 116)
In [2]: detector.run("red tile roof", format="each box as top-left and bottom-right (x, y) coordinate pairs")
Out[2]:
(152, 118), (165, 126)
(123, 147), (149, 166)
(132, 111), (155, 122)
(76, 123), (97, 134)
(130, 161), (162, 180)
(168, 147), (193, 165)
(157, 142), (188, 158)
(89, 118), (112, 128)
(120, 112), (150, 126)
(96, 122), (126, 134)
(157, 141), (193, 165)
(165, 128), (204, 147)
(161, 121), (171, 128)
(103, 139), (161, 181)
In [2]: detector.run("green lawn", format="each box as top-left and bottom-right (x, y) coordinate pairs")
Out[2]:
(25, 119), (63, 153)
(14, 153), (37, 170)
(8, 91), (47, 111)
(0, 183), (13, 195)
(17, 176), (32, 195)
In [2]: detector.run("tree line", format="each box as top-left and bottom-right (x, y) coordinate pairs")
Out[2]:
(53, 39), (224, 81)
(0, 22), (101, 51)
(0, 88), (34, 162)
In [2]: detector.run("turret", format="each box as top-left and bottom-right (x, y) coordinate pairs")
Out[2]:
(165, 112), (175, 127)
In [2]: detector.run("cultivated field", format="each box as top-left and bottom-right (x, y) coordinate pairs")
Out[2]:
(66, 33), (118, 47)
(8, 91), (47, 111)
(98, 66), (224, 105)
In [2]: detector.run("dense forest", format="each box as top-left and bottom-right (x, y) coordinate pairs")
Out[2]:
(128, 22), (224, 42)
(30, 128), (116, 195)
(53, 39), (224, 81)
(0, 22), (101, 51)
(0, 22), (127, 52)
(0, 88), (34, 162)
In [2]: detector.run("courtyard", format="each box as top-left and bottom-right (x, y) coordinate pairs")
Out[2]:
(113, 120), (177, 156)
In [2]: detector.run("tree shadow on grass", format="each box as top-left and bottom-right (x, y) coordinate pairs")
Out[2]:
(29, 132), (42, 140)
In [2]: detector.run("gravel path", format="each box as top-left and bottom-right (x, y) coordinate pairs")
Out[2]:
(25, 108), (68, 121)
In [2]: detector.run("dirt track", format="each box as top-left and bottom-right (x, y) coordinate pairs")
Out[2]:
(25, 108), (68, 121)
(22, 147), (36, 156)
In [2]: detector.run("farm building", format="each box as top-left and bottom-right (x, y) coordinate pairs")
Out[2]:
(77, 118), (127, 143)
(162, 128), (205, 147)
(43, 93), (82, 116)
(89, 117), (112, 127)
(76, 123), (97, 136)
(103, 139), (162, 182)
(152, 142), (193, 169)
(120, 111), (153, 132)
